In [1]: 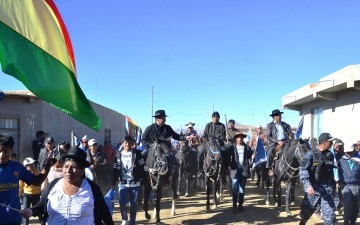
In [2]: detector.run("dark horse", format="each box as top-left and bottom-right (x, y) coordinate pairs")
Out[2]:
(267, 138), (310, 217)
(201, 138), (223, 212)
(176, 140), (198, 197)
(143, 140), (178, 224)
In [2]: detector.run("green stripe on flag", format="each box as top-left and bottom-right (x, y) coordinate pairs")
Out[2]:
(0, 21), (101, 131)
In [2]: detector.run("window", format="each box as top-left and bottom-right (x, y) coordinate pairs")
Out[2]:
(311, 106), (323, 139)
(0, 118), (20, 159)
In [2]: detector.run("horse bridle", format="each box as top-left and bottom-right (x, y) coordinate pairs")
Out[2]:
(281, 141), (302, 179)
(205, 146), (221, 178)
(148, 143), (169, 191)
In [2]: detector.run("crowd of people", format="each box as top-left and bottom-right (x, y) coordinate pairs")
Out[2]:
(1, 108), (360, 225)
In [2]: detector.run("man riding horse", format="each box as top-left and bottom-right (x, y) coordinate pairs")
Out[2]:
(266, 109), (294, 176)
(142, 110), (191, 182)
(199, 111), (226, 172)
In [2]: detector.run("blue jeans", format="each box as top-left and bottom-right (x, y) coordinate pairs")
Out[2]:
(118, 185), (140, 225)
(231, 173), (247, 207)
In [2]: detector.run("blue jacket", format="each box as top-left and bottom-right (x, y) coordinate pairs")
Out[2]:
(338, 152), (360, 186)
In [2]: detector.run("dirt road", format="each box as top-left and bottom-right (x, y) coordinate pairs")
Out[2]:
(29, 178), (349, 224)
(112, 179), (347, 225)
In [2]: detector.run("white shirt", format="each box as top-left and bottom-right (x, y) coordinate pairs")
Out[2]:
(120, 151), (140, 187)
(236, 145), (245, 169)
(46, 178), (95, 225)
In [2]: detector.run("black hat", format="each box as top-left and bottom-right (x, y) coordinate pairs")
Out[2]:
(61, 146), (91, 168)
(212, 111), (220, 118)
(269, 109), (284, 117)
(228, 119), (235, 124)
(153, 110), (167, 118)
(36, 130), (47, 136)
(318, 133), (336, 143)
(45, 137), (54, 143)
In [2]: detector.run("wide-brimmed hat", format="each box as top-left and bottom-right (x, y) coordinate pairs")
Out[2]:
(234, 132), (247, 139)
(269, 109), (284, 117)
(153, 110), (167, 118)
(23, 157), (37, 166)
(61, 146), (91, 167)
(185, 122), (195, 128)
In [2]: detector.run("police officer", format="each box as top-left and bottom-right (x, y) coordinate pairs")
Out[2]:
(299, 132), (337, 225)
(337, 146), (360, 225)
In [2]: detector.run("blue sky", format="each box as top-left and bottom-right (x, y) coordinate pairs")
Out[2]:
(2, 0), (360, 131)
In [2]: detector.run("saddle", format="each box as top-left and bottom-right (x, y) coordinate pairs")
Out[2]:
(271, 144), (285, 166)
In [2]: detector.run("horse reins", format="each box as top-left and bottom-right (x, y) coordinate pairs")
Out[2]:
(281, 141), (301, 179)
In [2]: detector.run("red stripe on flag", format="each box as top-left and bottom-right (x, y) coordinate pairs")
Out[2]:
(45, 0), (76, 75)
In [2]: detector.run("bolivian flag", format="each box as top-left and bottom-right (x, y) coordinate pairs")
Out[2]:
(0, 0), (101, 131)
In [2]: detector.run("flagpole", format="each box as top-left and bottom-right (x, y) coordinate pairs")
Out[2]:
(151, 86), (154, 124)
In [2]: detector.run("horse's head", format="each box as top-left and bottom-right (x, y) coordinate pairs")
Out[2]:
(179, 140), (190, 154)
(207, 138), (222, 161)
(147, 140), (170, 176)
(294, 138), (311, 161)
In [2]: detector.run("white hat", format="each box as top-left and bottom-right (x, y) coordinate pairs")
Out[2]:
(185, 122), (195, 128)
(88, 139), (98, 146)
(344, 147), (355, 153)
(81, 135), (88, 141)
(23, 157), (37, 166)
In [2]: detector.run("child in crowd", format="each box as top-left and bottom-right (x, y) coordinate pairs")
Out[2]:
(19, 157), (43, 225)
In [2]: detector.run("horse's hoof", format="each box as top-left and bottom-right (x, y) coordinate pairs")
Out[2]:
(185, 193), (189, 197)
(290, 201), (295, 206)
(145, 213), (151, 220)
(205, 207), (210, 213)
(177, 191), (180, 196)
(266, 200), (270, 205)
(287, 212), (292, 217)
(211, 205), (217, 210)
(277, 207), (282, 212)
(274, 202), (278, 207)
(171, 211), (175, 216)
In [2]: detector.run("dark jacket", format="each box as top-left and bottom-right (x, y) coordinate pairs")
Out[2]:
(266, 121), (293, 149)
(203, 122), (226, 146)
(142, 123), (185, 150)
(31, 178), (114, 225)
(112, 149), (145, 186)
(299, 149), (336, 192)
(229, 143), (253, 178)
(338, 153), (360, 186)
(37, 148), (53, 171)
